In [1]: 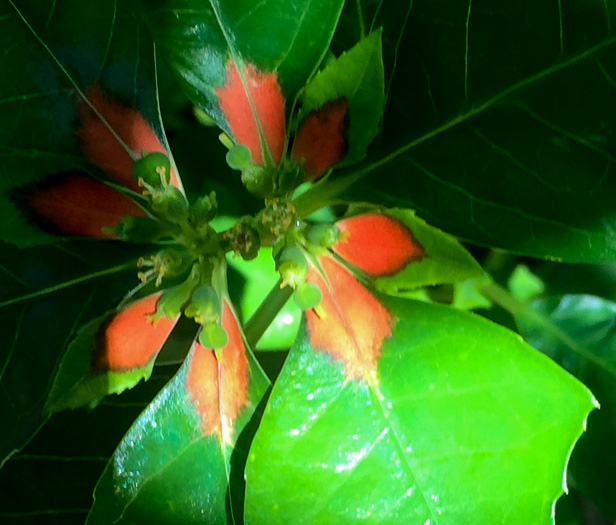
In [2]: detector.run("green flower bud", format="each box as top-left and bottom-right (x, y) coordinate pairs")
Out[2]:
(133, 151), (171, 187)
(307, 223), (340, 248)
(198, 323), (228, 350)
(115, 216), (164, 243)
(151, 186), (189, 220)
(152, 278), (198, 320)
(189, 192), (218, 226)
(293, 281), (322, 311)
(241, 163), (274, 197)
(226, 144), (252, 170)
(277, 245), (308, 288)
(185, 285), (221, 325)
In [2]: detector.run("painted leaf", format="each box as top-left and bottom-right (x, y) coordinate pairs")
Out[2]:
(292, 97), (349, 178)
(306, 255), (393, 382)
(215, 60), (286, 165)
(333, 213), (425, 276)
(516, 294), (616, 521)
(339, 1), (616, 262)
(137, 0), (345, 123)
(45, 293), (179, 413)
(0, 0), (175, 246)
(17, 173), (147, 239)
(86, 299), (270, 525)
(293, 29), (384, 174)
(246, 298), (595, 524)
(79, 84), (181, 191)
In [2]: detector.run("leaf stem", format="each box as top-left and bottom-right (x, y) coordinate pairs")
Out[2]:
(0, 261), (136, 309)
(243, 279), (293, 348)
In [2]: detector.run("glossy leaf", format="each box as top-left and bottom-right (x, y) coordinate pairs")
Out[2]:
(0, 0), (177, 246)
(292, 29), (384, 174)
(45, 293), (179, 413)
(516, 294), (616, 520)
(87, 300), (269, 524)
(137, 0), (345, 122)
(246, 298), (594, 524)
(338, 0), (616, 262)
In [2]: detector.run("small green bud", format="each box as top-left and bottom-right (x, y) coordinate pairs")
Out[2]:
(152, 279), (197, 320)
(198, 323), (228, 350)
(190, 192), (218, 226)
(185, 285), (221, 325)
(307, 223), (340, 248)
(151, 186), (189, 220)
(115, 216), (164, 243)
(241, 164), (274, 197)
(133, 151), (171, 187)
(293, 281), (322, 311)
(226, 144), (252, 170)
(277, 245), (309, 288)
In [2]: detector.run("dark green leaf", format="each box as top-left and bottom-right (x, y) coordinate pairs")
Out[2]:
(246, 298), (594, 524)
(517, 294), (616, 521)
(339, 0), (616, 262)
(137, 0), (345, 123)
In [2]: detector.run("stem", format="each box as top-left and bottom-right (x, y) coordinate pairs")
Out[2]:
(243, 279), (293, 348)
(481, 281), (616, 377)
(0, 261), (136, 309)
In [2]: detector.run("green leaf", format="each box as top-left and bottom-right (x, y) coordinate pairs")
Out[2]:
(373, 208), (484, 294)
(87, 333), (270, 524)
(0, 0), (177, 246)
(338, 0), (616, 263)
(298, 29), (384, 167)
(516, 294), (616, 521)
(137, 0), (345, 120)
(228, 247), (301, 350)
(246, 299), (594, 524)
(0, 240), (142, 465)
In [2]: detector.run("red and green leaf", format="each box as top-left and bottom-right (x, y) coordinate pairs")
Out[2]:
(246, 297), (595, 524)
(86, 299), (269, 525)
(45, 293), (179, 413)
(215, 60), (286, 166)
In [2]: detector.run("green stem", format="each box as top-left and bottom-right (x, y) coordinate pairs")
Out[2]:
(243, 279), (293, 349)
(0, 261), (136, 309)
(481, 281), (616, 377)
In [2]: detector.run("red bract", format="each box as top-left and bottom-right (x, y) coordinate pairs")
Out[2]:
(291, 97), (349, 179)
(93, 293), (178, 371)
(79, 84), (180, 191)
(186, 299), (249, 441)
(27, 174), (146, 238)
(215, 60), (286, 166)
(334, 213), (425, 276)
(306, 255), (393, 382)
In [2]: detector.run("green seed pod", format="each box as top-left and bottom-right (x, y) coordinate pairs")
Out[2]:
(226, 144), (252, 170)
(307, 222), (340, 248)
(277, 245), (309, 288)
(185, 285), (221, 325)
(293, 281), (322, 311)
(133, 151), (171, 187)
(198, 323), (229, 350)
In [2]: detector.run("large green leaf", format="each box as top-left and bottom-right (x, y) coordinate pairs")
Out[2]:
(0, 240), (143, 466)
(332, 0), (616, 262)
(246, 299), (594, 524)
(137, 0), (345, 123)
(87, 307), (270, 525)
(0, 0), (176, 246)
(516, 294), (616, 521)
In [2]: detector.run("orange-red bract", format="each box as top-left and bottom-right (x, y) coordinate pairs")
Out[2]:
(215, 59), (286, 166)
(27, 174), (146, 238)
(291, 97), (349, 179)
(94, 293), (178, 370)
(334, 213), (425, 276)
(306, 256), (393, 382)
(186, 299), (249, 440)
(79, 84), (180, 191)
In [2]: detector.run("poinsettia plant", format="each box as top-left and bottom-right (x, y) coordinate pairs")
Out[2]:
(2, 0), (616, 524)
